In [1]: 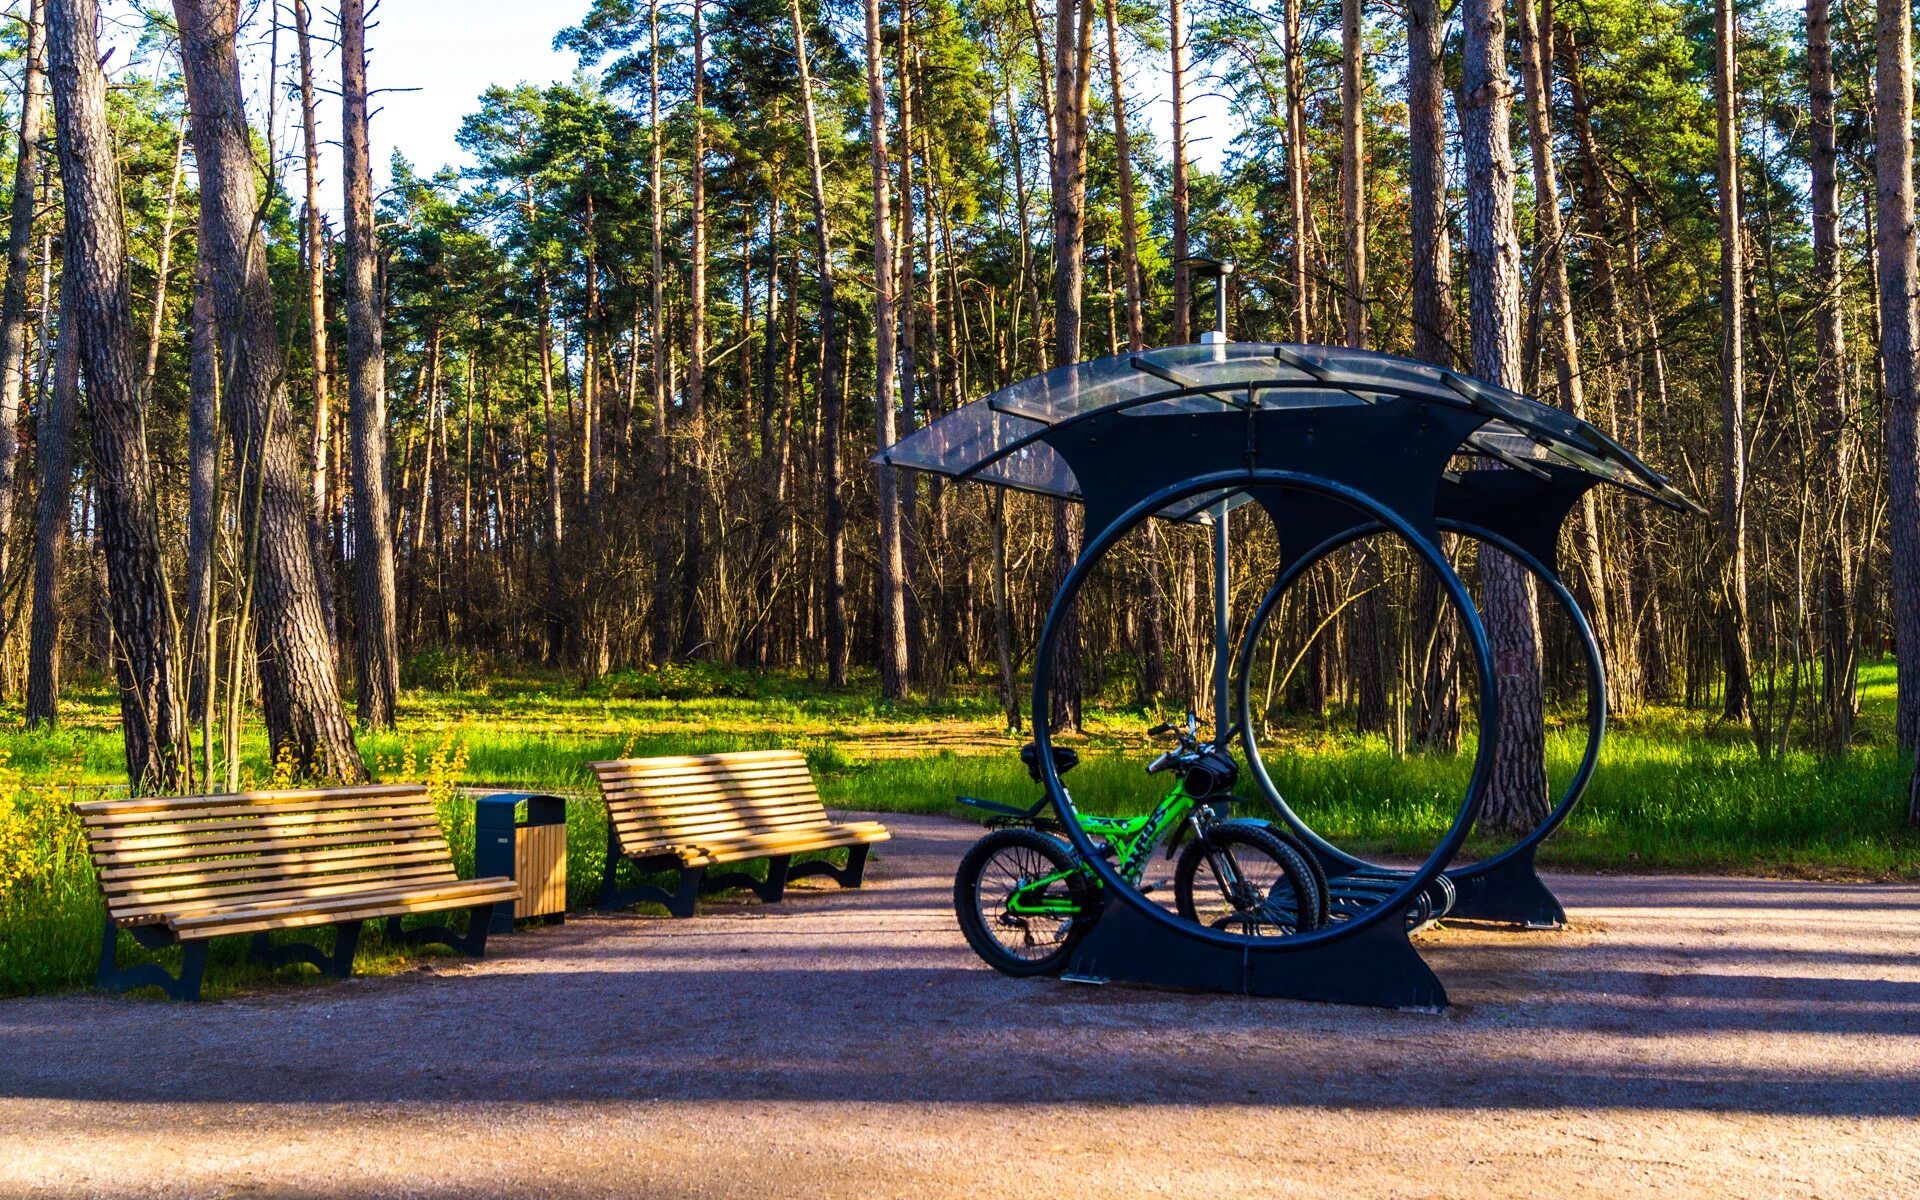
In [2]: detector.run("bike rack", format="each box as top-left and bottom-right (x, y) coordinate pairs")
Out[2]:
(878, 341), (1699, 1008)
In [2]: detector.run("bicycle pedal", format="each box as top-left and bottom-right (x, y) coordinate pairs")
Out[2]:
(1136, 883), (1156, 895)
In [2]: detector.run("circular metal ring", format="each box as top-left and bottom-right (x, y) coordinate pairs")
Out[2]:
(1029, 470), (1500, 951)
(1233, 519), (1605, 879)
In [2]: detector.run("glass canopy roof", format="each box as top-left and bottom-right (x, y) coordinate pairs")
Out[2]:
(876, 342), (1703, 519)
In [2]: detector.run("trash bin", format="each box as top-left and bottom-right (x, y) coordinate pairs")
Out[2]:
(474, 792), (568, 934)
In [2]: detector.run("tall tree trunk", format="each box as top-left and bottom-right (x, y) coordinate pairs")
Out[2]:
(46, 0), (186, 791)
(867, 0), (911, 698)
(1407, 0), (1454, 365)
(0, 0), (44, 596)
(792, 0), (848, 687)
(1878, 0), (1920, 761)
(183, 257), (218, 732)
(1105, 0), (1164, 701)
(1517, 0), (1614, 707)
(1284, 0), (1310, 341)
(1340, 0), (1367, 347)
(176, 0), (364, 782)
(1170, 0), (1190, 343)
(1105, 0), (1143, 352)
(341, 0), (401, 729)
(1462, 0), (1548, 834)
(649, 0), (675, 663)
(24, 270), (75, 727)
(293, 0), (335, 643)
(679, 0), (709, 658)
(1713, 0), (1756, 732)
(1049, 0), (1094, 731)
(1808, 0), (1855, 751)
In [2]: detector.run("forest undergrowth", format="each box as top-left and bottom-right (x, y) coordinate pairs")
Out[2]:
(0, 658), (1912, 997)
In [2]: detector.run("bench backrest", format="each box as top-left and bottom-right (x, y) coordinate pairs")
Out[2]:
(589, 750), (831, 854)
(75, 784), (459, 927)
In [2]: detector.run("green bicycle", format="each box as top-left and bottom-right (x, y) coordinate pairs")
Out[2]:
(953, 714), (1330, 977)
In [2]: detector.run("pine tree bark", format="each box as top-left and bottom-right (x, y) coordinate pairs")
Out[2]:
(1877, 0), (1920, 758)
(1808, 0), (1855, 751)
(791, 0), (848, 687)
(0, 0), (45, 592)
(46, 0), (186, 791)
(1104, 0), (1164, 702)
(867, 0), (911, 698)
(183, 257), (218, 730)
(1462, 0), (1548, 833)
(648, 0), (675, 663)
(1049, 0), (1095, 731)
(678, 0), (710, 658)
(1284, 0), (1310, 341)
(175, 0), (363, 782)
(341, 0), (401, 729)
(1407, 0), (1454, 364)
(293, 0), (335, 643)
(1713, 0), (1756, 732)
(24, 271), (75, 728)
(1169, 0), (1190, 343)
(1517, 0), (1614, 707)
(1340, 0), (1367, 348)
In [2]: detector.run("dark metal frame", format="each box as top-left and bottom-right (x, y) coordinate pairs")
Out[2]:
(881, 345), (1690, 1008)
(1029, 467), (1499, 1009)
(1233, 514), (1606, 928)
(95, 903), (497, 1002)
(597, 832), (871, 918)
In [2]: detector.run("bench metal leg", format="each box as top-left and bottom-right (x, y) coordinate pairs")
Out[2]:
(385, 904), (494, 957)
(599, 841), (707, 916)
(786, 843), (872, 889)
(706, 855), (789, 904)
(248, 920), (363, 979)
(96, 921), (209, 1002)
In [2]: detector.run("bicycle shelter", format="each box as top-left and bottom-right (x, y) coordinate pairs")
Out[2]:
(879, 342), (1700, 1007)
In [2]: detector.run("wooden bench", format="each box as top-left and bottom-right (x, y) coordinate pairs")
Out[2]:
(77, 784), (518, 1001)
(591, 750), (888, 917)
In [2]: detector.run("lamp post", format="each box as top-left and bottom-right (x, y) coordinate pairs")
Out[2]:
(1179, 256), (1237, 741)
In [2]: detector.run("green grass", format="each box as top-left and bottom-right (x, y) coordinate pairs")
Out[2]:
(0, 657), (1914, 998)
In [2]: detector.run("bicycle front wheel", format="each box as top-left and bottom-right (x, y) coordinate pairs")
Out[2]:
(1174, 824), (1323, 936)
(954, 827), (1096, 977)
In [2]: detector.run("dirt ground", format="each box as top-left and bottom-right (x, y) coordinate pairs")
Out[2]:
(1, 812), (1915, 1199)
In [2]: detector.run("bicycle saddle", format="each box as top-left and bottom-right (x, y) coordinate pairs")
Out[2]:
(1019, 741), (1079, 782)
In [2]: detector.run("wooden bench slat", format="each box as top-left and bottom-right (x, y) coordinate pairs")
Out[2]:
(614, 814), (825, 840)
(643, 822), (887, 856)
(98, 840), (452, 884)
(588, 749), (802, 774)
(76, 783), (428, 817)
(89, 804), (437, 844)
(669, 825), (889, 867)
(101, 850), (455, 898)
(608, 795), (829, 825)
(92, 816), (441, 862)
(84, 791), (433, 827)
(593, 757), (810, 781)
(598, 774), (815, 801)
(615, 808), (831, 836)
(169, 879), (520, 939)
(614, 798), (825, 829)
(107, 864), (463, 921)
(595, 764), (814, 791)
(168, 877), (518, 928)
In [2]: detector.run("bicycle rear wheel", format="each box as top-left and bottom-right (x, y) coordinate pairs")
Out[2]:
(954, 827), (1096, 977)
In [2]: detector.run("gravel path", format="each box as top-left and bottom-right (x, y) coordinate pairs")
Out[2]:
(2, 812), (1916, 1198)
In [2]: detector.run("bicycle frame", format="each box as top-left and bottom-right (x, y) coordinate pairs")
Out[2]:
(1003, 780), (1205, 916)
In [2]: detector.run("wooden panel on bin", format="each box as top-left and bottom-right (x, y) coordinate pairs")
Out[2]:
(515, 822), (566, 917)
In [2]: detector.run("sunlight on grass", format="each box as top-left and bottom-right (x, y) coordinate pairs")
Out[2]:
(0, 658), (1914, 997)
